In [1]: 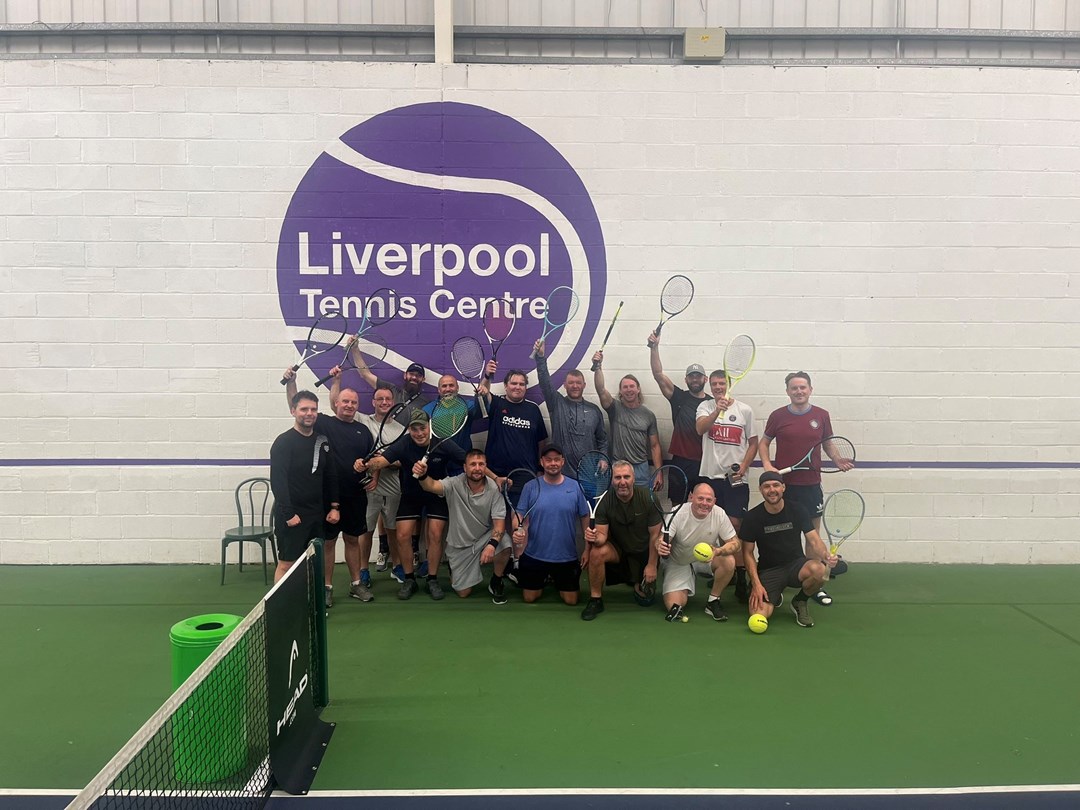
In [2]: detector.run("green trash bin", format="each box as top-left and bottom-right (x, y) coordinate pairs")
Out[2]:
(169, 613), (245, 783)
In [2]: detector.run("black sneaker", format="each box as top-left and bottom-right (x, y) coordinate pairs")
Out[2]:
(488, 577), (507, 605)
(581, 597), (605, 621)
(397, 578), (419, 601)
(664, 603), (685, 622)
(704, 600), (728, 622)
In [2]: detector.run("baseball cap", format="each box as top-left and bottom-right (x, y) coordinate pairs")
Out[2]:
(758, 471), (784, 485)
(408, 409), (429, 427)
(406, 362), (425, 375)
(540, 444), (565, 458)
(685, 363), (706, 376)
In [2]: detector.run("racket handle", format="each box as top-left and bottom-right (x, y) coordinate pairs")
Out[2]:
(412, 451), (431, 479)
(315, 371), (334, 388)
(588, 517), (596, 530)
(280, 362), (302, 385)
(478, 393), (488, 418)
(776, 466), (793, 475)
(590, 357), (601, 372)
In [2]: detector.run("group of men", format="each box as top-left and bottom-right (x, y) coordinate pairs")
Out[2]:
(269, 328), (853, 628)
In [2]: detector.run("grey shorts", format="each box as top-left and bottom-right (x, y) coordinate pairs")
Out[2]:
(759, 556), (809, 605)
(446, 533), (512, 593)
(365, 490), (400, 532)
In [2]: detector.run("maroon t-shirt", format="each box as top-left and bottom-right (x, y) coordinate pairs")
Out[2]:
(763, 405), (833, 486)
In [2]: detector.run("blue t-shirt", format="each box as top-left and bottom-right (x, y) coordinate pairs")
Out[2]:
(485, 394), (549, 475)
(518, 476), (588, 563)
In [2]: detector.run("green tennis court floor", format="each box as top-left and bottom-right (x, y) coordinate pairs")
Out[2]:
(2, 563), (1078, 794)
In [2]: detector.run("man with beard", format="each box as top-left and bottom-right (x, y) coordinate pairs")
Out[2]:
(355, 348), (432, 427)
(270, 390), (339, 584)
(580, 460), (662, 621)
(591, 354), (663, 489)
(739, 471), (834, 628)
(283, 369), (373, 605)
(648, 330), (708, 503)
(416, 449), (513, 604)
(533, 339), (608, 480)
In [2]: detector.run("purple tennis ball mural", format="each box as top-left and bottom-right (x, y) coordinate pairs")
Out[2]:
(277, 102), (608, 401)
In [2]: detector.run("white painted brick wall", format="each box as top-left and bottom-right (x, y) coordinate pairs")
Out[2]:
(1, 60), (1078, 564)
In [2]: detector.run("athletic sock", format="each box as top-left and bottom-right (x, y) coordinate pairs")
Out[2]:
(378, 533), (389, 553)
(707, 594), (719, 603)
(405, 573), (417, 582)
(427, 574), (438, 582)
(490, 574), (503, 586)
(352, 580), (360, 586)
(793, 590), (809, 603)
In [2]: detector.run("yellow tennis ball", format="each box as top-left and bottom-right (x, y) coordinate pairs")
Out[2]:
(692, 542), (713, 563)
(748, 613), (768, 634)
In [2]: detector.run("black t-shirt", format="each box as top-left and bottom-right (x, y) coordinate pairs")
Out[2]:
(380, 434), (466, 501)
(738, 500), (814, 571)
(269, 428), (338, 521)
(485, 394), (549, 475)
(667, 386), (705, 460)
(314, 413), (373, 499)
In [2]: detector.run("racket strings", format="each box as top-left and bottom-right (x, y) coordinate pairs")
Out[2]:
(363, 288), (397, 326)
(576, 452), (611, 500)
(724, 335), (755, 377)
(649, 466), (687, 515)
(451, 337), (485, 378)
(543, 286), (581, 326)
(308, 324), (346, 351)
(660, 275), (694, 315)
(483, 299), (516, 341)
(821, 437), (856, 469)
(823, 490), (865, 537)
(354, 333), (388, 363)
(430, 398), (469, 438)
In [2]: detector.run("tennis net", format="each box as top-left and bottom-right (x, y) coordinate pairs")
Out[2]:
(68, 542), (330, 810)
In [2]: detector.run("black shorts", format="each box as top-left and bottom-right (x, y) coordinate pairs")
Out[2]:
(703, 477), (750, 520)
(396, 489), (449, 522)
(276, 512), (324, 562)
(323, 492), (368, 539)
(516, 553), (582, 593)
(604, 546), (650, 587)
(668, 455), (700, 503)
(759, 556), (809, 605)
(784, 484), (824, 518)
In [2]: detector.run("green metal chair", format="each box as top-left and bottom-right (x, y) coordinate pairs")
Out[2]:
(220, 477), (277, 585)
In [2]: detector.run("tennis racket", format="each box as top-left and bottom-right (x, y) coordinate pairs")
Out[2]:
(575, 451), (611, 529)
(281, 312), (348, 385)
(718, 334), (755, 418)
(647, 274), (694, 345)
(503, 467), (541, 564)
(822, 489), (865, 555)
(413, 396), (470, 478)
(357, 392), (418, 487)
(315, 332), (387, 388)
(482, 298), (516, 379)
(776, 435), (857, 475)
(451, 335), (489, 418)
(650, 464), (688, 558)
(590, 301), (624, 372)
(529, 286), (581, 360)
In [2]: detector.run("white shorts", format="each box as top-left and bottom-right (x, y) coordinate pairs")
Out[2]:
(446, 533), (513, 593)
(661, 560), (712, 597)
(365, 491), (400, 532)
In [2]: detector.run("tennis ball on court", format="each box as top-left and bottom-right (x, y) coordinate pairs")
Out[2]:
(692, 542), (713, 563)
(748, 613), (768, 634)
(680, 615), (689, 623)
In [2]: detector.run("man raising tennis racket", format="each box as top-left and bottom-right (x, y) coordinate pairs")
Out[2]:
(739, 472), (834, 628)
(648, 330), (708, 503)
(354, 351), (432, 427)
(591, 354), (663, 489)
(534, 340), (608, 480)
(580, 460), (662, 621)
(478, 363), (549, 488)
(758, 371), (854, 604)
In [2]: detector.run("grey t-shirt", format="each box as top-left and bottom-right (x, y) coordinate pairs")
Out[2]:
(440, 474), (507, 549)
(605, 400), (659, 465)
(536, 354), (608, 478)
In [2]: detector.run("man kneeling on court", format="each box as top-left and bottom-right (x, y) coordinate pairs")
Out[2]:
(416, 449), (513, 604)
(739, 471), (835, 628)
(656, 482), (740, 623)
(580, 460), (661, 621)
(512, 445), (589, 606)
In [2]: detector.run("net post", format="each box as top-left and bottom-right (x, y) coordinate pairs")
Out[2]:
(310, 539), (330, 709)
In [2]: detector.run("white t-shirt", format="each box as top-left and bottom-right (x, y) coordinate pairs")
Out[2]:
(357, 412), (405, 497)
(668, 505), (737, 566)
(696, 398), (755, 478)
